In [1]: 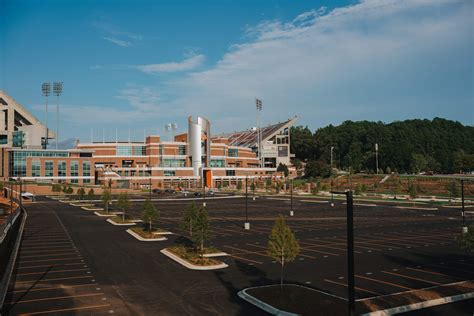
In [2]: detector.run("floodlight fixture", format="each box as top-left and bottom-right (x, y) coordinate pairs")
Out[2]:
(42, 82), (51, 149)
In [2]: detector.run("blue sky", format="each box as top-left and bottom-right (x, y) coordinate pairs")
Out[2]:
(1, 0), (473, 144)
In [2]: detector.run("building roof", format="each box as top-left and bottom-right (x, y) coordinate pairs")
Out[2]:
(215, 117), (296, 148)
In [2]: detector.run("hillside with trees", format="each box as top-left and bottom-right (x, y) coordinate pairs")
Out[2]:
(291, 118), (474, 175)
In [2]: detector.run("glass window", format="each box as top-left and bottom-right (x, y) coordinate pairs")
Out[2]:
(164, 170), (176, 177)
(133, 146), (146, 156)
(162, 158), (186, 167)
(70, 161), (79, 183)
(178, 145), (186, 155)
(45, 161), (54, 177)
(226, 170), (235, 177)
(58, 161), (67, 177)
(83, 161), (91, 183)
(228, 148), (238, 157)
(31, 160), (41, 177)
(8, 150), (68, 177)
(116, 146), (132, 156)
(210, 159), (225, 167)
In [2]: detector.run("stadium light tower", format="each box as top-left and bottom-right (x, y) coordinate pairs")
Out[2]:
(256, 98), (263, 168)
(53, 82), (63, 149)
(42, 82), (51, 149)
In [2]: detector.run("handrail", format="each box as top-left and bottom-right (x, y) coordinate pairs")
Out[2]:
(0, 205), (21, 245)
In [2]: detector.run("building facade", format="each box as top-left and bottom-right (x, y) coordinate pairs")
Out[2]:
(1, 91), (296, 188)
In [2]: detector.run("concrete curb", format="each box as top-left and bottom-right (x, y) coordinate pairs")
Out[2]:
(395, 206), (438, 211)
(301, 200), (329, 204)
(343, 202), (377, 207)
(94, 211), (115, 217)
(203, 252), (229, 257)
(70, 203), (94, 207)
(83, 207), (104, 211)
(160, 248), (228, 270)
(237, 286), (298, 316)
(126, 229), (167, 241)
(106, 218), (136, 226)
(360, 291), (474, 316)
(153, 231), (174, 235)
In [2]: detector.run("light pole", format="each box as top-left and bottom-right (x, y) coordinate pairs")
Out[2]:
(53, 82), (63, 149)
(244, 176), (250, 229)
(331, 146), (335, 207)
(256, 99), (263, 168)
(375, 143), (379, 174)
(331, 189), (355, 316)
(42, 82), (51, 149)
(252, 178), (256, 201)
(289, 179), (294, 216)
(462, 180), (467, 233)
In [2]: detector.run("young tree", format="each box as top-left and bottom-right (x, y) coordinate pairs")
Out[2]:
(192, 206), (210, 255)
(87, 188), (95, 200)
(445, 180), (459, 199)
(181, 202), (199, 237)
(77, 188), (86, 200)
(101, 188), (112, 213)
(237, 181), (242, 191)
(66, 187), (74, 195)
(267, 216), (300, 291)
(457, 226), (474, 253)
(117, 192), (130, 221)
(409, 184), (418, 199)
(142, 198), (158, 236)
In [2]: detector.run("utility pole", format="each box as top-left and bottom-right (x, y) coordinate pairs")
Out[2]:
(245, 176), (250, 230)
(252, 178), (256, 201)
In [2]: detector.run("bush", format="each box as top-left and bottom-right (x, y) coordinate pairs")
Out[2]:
(87, 189), (95, 200)
(66, 187), (74, 194)
(305, 160), (331, 178)
(77, 188), (86, 200)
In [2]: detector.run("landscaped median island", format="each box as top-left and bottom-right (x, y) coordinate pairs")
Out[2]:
(239, 284), (347, 316)
(107, 216), (136, 226)
(126, 226), (171, 241)
(161, 201), (228, 270)
(161, 246), (228, 270)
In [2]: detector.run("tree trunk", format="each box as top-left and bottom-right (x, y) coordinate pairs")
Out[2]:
(122, 210), (125, 222)
(149, 219), (152, 237)
(105, 202), (108, 214)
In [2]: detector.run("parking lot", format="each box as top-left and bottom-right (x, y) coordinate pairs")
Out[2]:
(4, 193), (474, 315)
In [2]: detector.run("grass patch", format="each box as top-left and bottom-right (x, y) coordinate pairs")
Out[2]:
(168, 246), (222, 266)
(110, 216), (134, 224)
(130, 226), (168, 238)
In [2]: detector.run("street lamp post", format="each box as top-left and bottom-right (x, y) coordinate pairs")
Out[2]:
(462, 180), (467, 233)
(289, 179), (294, 216)
(245, 176), (250, 230)
(330, 146), (335, 207)
(375, 143), (379, 174)
(331, 190), (355, 316)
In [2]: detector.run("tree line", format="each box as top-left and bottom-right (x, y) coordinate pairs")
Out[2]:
(291, 117), (474, 175)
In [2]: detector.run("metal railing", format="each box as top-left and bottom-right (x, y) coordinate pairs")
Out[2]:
(0, 202), (21, 245)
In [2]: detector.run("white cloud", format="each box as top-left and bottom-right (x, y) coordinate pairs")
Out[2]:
(102, 36), (132, 47)
(93, 20), (142, 47)
(136, 55), (205, 73)
(164, 0), (473, 132)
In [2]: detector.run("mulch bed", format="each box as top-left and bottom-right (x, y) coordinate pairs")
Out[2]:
(246, 284), (347, 315)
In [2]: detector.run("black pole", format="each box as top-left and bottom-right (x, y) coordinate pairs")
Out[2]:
(346, 190), (355, 316)
(245, 177), (248, 223)
(461, 180), (465, 228)
(19, 179), (22, 210)
(290, 179), (293, 214)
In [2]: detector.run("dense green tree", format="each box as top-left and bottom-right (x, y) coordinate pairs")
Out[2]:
(290, 118), (473, 174)
(277, 163), (289, 177)
(305, 160), (331, 178)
